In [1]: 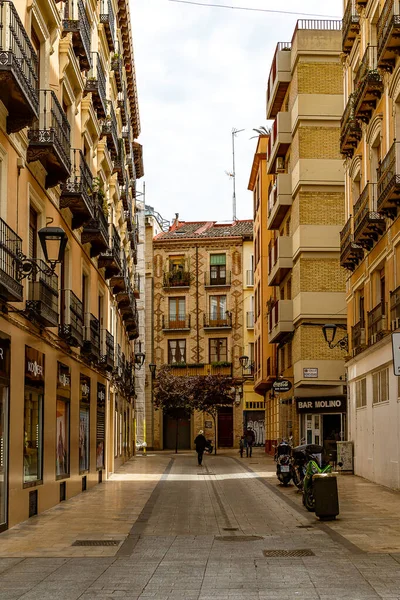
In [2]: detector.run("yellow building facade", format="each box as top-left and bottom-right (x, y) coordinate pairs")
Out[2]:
(0, 0), (142, 530)
(341, 0), (400, 488)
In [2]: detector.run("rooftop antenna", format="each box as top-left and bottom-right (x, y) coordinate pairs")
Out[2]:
(225, 128), (244, 221)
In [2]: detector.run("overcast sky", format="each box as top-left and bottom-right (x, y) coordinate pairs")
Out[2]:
(131, 0), (343, 225)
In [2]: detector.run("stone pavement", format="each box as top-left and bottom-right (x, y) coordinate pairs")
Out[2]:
(0, 450), (400, 599)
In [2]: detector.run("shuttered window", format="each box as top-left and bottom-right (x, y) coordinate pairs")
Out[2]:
(372, 368), (389, 404)
(210, 254), (226, 265)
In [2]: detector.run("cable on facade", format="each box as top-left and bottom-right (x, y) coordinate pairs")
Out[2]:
(167, 0), (341, 19)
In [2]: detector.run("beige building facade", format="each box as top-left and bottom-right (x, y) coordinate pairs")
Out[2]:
(0, 0), (143, 531)
(264, 21), (347, 450)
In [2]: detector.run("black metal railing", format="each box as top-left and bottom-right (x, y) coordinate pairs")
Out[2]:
(163, 270), (191, 287)
(113, 138), (125, 184)
(102, 101), (118, 157)
(342, 0), (360, 53)
(133, 273), (140, 295)
(204, 271), (231, 286)
(59, 289), (84, 347)
(117, 84), (127, 125)
(390, 285), (400, 325)
(28, 89), (71, 172)
(99, 0), (115, 51)
(83, 313), (100, 358)
(101, 329), (114, 368)
(377, 141), (400, 214)
(377, 0), (400, 64)
(204, 313), (232, 328)
(0, 0), (38, 131)
(162, 314), (191, 330)
(340, 217), (363, 271)
(352, 320), (366, 355)
(353, 46), (382, 120)
(340, 93), (362, 157)
(0, 217), (23, 302)
(124, 202), (133, 231)
(60, 149), (94, 219)
(62, 0), (91, 70)
(85, 52), (107, 118)
(26, 259), (59, 327)
(368, 301), (388, 343)
(353, 182), (385, 246)
(111, 45), (122, 91)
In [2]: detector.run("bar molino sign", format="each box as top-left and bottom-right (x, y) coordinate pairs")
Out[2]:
(296, 397), (346, 413)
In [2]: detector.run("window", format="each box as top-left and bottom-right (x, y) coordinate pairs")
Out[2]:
(79, 375), (90, 473)
(210, 254), (226, 284)
(31, 28), (41, 87)
(355, 378), (367, 408)
(96, 383), (106, 469)
(168, 297), (186, 327)
(56, 363), (70, 480)
(209, 295), (227, 322)
(24, 347), (45, 485)
(98, 294), (104, 328)
(168, 340), (186, 364)
(372, 368), (389, 404)
(29, 207), (38, 259)
(169, 255), (185, 273)
(209, 338), (227, 362)
(82, 273), (89, 313)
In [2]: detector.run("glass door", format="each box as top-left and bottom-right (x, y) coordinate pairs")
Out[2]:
(305, 413), (321, 445)
(0, 386), (8, 531)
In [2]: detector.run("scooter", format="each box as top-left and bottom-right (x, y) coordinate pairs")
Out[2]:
(302, 445), (331, 511)
(292, 442), (320, 491)
(274, 439), (292, 486)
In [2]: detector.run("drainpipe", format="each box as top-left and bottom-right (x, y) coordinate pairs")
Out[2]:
(196, 245), (200, 362)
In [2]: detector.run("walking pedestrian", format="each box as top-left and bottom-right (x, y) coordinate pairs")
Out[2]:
(239, 435), (245, 458)
(245, 426), (255, 458)
(194, 429), (207, 466)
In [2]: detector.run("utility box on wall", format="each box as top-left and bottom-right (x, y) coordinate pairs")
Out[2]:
(337, 441), (353, 472)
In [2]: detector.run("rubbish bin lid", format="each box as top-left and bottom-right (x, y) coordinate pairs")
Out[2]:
(313, 473), (337, 479)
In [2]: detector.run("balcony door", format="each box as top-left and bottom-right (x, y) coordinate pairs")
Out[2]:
(209, 338), (227, 363)
(210, 254), (226, 285)
(209, 295), (226, 325)
(169, 297), (185, 328)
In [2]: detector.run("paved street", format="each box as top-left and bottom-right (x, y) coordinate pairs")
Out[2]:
(1, 451), (400, 599)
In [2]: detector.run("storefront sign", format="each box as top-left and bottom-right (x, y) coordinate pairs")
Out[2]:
(96, 383), (106, 470)
(272, 379), (292, 393)
(303, 368), (318, 378)
(205, 420), (213, 429)
(296, 397), (346, 413)
(57, 363), (71, 390)
(80, 375), (90, 401)
(25, 347), (45, 384)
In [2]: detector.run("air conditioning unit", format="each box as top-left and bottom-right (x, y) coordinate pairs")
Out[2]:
(359, 328), (366, 345)
(392, 317), (400, 331)
(382, 315), (387, 331)
(371, 333), (377, 345)
(276, 157), (285, 172)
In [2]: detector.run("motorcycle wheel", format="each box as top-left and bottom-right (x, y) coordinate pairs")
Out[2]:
(282, 475), (291, 486)
(303, 487), (315, 512)
(292, 470), (302, 490)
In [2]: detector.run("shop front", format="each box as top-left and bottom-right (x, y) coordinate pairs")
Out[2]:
(296, 396), (347, 460)
(79, 375), (90, 475)
(56, 362), (70, 480)
(0, 334), (10, 532)
(24, 347), (45, 489)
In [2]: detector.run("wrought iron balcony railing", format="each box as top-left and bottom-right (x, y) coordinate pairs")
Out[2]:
(353, 183), (385, 250)
(390, 285), (400, 330)
(353, 46), (383, 124)
(342, 0), (360, 54)
(204, 271), (231, 287)
(340, 216), (363, 271)
(163, 270), (191, 288)
(377, 141), (400, 218)
(114, 344), (124, 380)
(124, 203), (134, 232)
(81, 196), (109, 257)
(26, 259), (59, 328)
(377, 0), (400, 72)
(203, 313), (232, 329)
(117, 84), (127, 126)
(84, 52), (107, 119)
(110, 255), (127, 294)
(0, 217), (23, 302)
(27, 89), (71, 188)
(111, 48), (122, 92)
(98, 224), (122, 278)
(102, 101), (118, 158)
(0, 0), (38, 133)
(112, 138), (125, 185)
(59, 289), (84, 347)
(133, 273), (141, 298)
(99, 0), (115, 52)
(352, 319), (366, 356)
(162, 314), (191, 330)
(62, 0), (91, 71)
(340, 93), (362, 158)
(368, 301), (388, 344)
(82, 313), (100, 361)
(100, 329), (114, 371)
(60, 149), (94, 229)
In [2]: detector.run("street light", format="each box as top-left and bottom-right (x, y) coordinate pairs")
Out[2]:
(18, 218), (68, 278)
(134, 351), (145, 370)
(322, 324), (348, 352)
(149, 363), (157, 378)
(239, 355), (249, 368)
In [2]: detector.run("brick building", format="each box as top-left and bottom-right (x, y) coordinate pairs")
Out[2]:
(263, 20), (347, 449)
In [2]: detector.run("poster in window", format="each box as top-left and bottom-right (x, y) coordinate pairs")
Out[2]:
(96, 383), (106, 469)
(79, 375), (90, 473)
(56, 362), (70, 479)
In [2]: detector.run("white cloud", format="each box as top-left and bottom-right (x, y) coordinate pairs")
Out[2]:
(131, 0), (343, 224)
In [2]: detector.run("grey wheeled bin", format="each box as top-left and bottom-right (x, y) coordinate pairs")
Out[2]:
(313, 473), (339, 520)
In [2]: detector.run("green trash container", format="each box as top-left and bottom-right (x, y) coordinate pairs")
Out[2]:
(313, 473), (339, 520)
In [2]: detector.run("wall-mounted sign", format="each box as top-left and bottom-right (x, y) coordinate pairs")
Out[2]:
(25, 346), (45, 384)
(303, 368), (318, 379)
(272, 379), (292, 393)
(296, 397), (346, 413)
(0, 334), (10, 381)
(204, 420), (213, 429)
(80, 375), (91, 402)
(57, 362), (71, 391)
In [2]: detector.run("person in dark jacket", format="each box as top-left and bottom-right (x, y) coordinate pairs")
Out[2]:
(194, 429), (207, 466)
(245, 426), (255, 457)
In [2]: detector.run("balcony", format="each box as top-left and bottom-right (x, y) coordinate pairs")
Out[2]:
(267, 173), (292, 230)
(203, 313), (232, 329)
(27, 90), (71, 189)
(124, 203), (134, 232)
(355, 0), (368, 8)
(0, 218), (23, 302)
(0, 1), (38, 133)
(111, 52), (122, 92)
(81, 197), (109, 257)
(246, 270), (254, 286)
(266, 42), (291, 119)
(340, 93), (362, 158)
(340, 217), (363, 271)
(128, 229), (138, 258)
(162, 315), (191, 331)
(268, 300), (294, 344)
(60, 149), (94, 229)
(117, 281), (134, 316)
(102, 102), (118, 159)
(353, 183), (385, 250)
(83, 52), (107, 119)
(268, 236), (292, 286)
(267, 112), (291, 174)
(368, 301), (388, 344)
(390, 285), (400, 330)
(112, 139), (125, 185)
(58, 289), (84, 347)
(377, 141), (400, 218)
(120, 175), (129, 210)
(342, 1), (360, 54)
(377, 0), (400, 73)
(353, 46), (383, 124)
(117, 85), (127, 126)
(99, 0), (115, 52)
(351, 320), (366, 356)
(26, 260), (58, 328)
(82, 313), (100, 362)
(110, 257), (127, 294)
(100, 329), (114, 371)
(133, 273), (141, 298)
(169, 363), (233, 377)
(114, 345), (124, 381)
(163, 270), (191, 288)
(204, 271), (231, 287)
(98, 224), (122, 278)
(62, 0), (91, 71)
(246, 311), (254, 329)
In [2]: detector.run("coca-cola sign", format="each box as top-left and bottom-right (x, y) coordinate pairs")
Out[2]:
(272, 379), (292, 393)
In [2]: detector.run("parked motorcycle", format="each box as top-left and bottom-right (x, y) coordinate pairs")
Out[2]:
(292, 443), (322, 491)
(274, 439), (293, 486)
(302, 445), (331, 511)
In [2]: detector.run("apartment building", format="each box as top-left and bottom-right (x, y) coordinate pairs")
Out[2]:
(148, 217), (253, 450)
(248, 135), (277, 452)
(264, 21), (347, 451)
(341, 0), (400, 489)
(0, 0), (143, 530)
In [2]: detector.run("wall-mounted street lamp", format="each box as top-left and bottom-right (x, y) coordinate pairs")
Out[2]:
(134, 351), (145, 370)
(149, 363), (157, 378)
(239, 355), (249, 368)
(322, 324), (348, 352)
(18, 219), (68, 279)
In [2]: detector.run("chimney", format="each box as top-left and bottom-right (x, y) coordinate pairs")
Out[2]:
(170, 213), (180, 231)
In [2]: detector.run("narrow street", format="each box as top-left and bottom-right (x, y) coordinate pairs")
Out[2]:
(1, 451), (400, 599)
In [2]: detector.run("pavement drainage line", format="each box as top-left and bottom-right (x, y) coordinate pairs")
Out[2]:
(203, 463), (239, 534)
(116, 458), (174, 557)
(230, 456), (365, 556)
